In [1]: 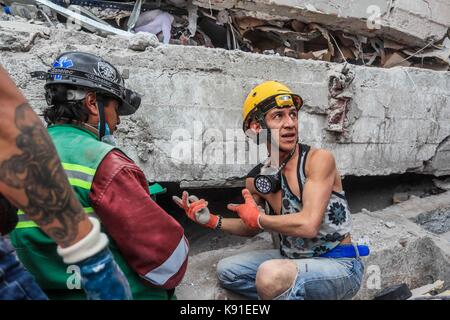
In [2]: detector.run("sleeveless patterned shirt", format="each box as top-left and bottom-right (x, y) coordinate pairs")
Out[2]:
(260, 144), (352, 258)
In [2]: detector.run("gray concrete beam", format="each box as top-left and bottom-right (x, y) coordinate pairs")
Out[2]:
(1, 24), (450, 186)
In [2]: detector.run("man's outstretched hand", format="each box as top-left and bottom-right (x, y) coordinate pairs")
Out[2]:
(227, 189), (263, 230)
(173, 191), (219, 229)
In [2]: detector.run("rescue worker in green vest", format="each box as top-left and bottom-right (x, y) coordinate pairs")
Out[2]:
(9, 51), (189, 300)
(0, 64), (131, 300)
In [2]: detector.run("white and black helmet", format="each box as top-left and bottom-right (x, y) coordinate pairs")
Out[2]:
(32, 51), (141, 116)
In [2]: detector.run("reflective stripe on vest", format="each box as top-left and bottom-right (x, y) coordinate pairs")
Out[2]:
(15, 162), (96, 229)
(143, 236), (189, 286)
(62, 162), (95, 190)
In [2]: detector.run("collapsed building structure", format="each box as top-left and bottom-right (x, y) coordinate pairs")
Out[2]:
(0, 0), (449, 299)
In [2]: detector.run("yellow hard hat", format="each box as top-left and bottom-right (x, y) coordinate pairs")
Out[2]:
(242, 81), (303, 131)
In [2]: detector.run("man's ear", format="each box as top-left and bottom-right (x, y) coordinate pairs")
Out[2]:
(84, 91), (98, 116)
(249, 120), (262, 135)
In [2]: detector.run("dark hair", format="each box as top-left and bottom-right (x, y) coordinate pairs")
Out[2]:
(43, 85), (89, 125)
(42, 85), (115, 125)
(43, 100), (89, 125)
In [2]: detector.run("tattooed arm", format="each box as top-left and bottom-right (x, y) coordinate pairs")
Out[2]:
(0, 65), (92, 247)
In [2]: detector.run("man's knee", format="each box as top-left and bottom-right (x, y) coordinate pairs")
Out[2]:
(216, 256), (240, 284)
(255, 260), (297, 300)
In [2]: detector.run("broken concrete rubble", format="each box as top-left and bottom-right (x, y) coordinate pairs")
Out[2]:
(408, 280), (448, 299)
(1, 1), (449, 70)
(0, 22), (449, 186)
(326, 63), (354, 133)
(128, 31), (160, 51)
(193, 0), (450, 48)
(35, 0), (135, 37)
(193, 0), (450, 69)
(0, 21), (49, 52)
(177, 191), (450, 300)
(416, 208), (450, 234)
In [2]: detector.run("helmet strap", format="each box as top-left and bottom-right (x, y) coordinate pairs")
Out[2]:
(255, 111), (271, 146)
(96, 97), (106, 141)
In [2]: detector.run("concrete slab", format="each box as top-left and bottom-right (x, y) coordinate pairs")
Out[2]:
(0, 24), (449, 186)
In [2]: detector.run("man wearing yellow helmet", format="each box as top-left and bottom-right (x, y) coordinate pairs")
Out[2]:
(174, 81), (367, 300)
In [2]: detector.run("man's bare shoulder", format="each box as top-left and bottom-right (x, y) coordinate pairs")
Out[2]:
(308, 147), (334, 161)
(305, 147), (336, 177)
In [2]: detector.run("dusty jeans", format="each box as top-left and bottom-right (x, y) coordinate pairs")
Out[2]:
(0, 236), (48, 300)
(217, 249), (364, 300)
(78, 247), (132, 300)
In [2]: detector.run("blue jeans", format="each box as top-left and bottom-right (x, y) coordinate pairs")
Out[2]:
(0, 236), (48, 300)
(217, 249), (364, 300)
(78, 248), (132, 300)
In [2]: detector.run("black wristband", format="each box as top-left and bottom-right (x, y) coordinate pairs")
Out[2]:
(215, 215), (223, 230)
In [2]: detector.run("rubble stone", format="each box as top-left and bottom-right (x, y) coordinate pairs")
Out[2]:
(415, 208), (450, 234)
(0, 21), (49, 52)
(128, 31), (160, 51)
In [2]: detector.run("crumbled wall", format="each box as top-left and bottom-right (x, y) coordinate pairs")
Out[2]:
(194, 0), (450, 47)
(1, 21), (450, 187)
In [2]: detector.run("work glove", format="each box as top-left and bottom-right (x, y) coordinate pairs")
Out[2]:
(227, 189), (264, 230)
(57, 217), (132, 300)
(173, 191), (219, 229)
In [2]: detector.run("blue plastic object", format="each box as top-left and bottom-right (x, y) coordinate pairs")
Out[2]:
(320, 244), (370, 258)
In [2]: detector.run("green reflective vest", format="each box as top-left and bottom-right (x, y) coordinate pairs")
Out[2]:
(10, 124), (173, 300)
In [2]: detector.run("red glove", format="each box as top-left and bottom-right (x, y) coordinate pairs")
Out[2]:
(227, 189), (263, 230)
(173, 191), (219, 229)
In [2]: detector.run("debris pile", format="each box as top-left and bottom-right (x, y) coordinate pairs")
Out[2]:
(1, 0), (449, 70)
(373, 280), (450, 300)
(408, 280), (450, 300)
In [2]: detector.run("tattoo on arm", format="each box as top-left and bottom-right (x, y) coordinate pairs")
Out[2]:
(0, 103), (85, 246)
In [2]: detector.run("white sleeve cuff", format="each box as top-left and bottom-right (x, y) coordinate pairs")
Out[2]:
(57, 217), (109, 264)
